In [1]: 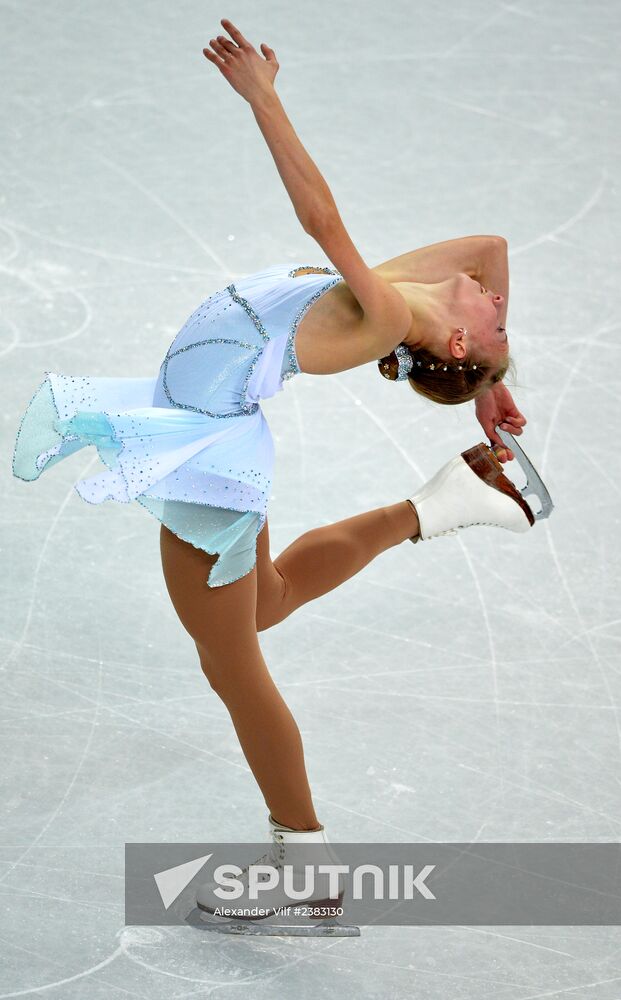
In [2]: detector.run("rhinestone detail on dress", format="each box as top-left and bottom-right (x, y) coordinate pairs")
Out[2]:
(160, 335), (261, 418)
(281, 266), (344, 381)
(225, 282), (273, 413)
(288, 265), (340, 279)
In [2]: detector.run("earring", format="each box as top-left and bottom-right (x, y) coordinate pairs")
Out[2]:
(457, 327), (467, 335)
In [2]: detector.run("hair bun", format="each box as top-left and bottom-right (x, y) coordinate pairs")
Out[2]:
(378, 351), (400, 380)
(377, 344), (413, 381)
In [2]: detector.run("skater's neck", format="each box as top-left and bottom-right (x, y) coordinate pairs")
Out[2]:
(392, 282), (452, 358)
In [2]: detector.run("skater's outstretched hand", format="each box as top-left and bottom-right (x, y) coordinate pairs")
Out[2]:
(203, 19), (279, 103)
(474, 381), (526, 463)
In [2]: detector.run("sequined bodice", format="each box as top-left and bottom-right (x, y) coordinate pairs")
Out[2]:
(152, 264), (343, 419)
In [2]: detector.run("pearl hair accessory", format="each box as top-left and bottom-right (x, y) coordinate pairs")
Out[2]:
(379, 327), (491, 381)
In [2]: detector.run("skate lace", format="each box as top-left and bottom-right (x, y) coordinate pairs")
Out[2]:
(237, 838), (286, 881)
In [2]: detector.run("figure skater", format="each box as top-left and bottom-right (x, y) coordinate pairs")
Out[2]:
(12, 19), (552, 929)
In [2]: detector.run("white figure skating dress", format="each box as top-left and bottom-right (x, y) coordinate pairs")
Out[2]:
(12, 263), (344, 587)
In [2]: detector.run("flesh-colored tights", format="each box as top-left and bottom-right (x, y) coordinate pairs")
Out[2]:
(159, 500), (420, 831)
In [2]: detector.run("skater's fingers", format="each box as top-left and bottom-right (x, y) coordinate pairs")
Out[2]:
(500, 417), (524, 434)
(489, 426), (516, 462)
(216, 36), (242, 56)
(221, 18), (253, 50)
(503, 406), (525, 422)
(500, 421), (523, 435)
(499, 410), (525, 426)
(492, 444), (514, 463)
(489, 426), (506, 448)
(203, 42), (227, 67)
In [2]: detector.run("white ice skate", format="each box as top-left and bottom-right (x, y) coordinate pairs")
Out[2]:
(407, 430), (554, 543)
(187, 814), (360, 937)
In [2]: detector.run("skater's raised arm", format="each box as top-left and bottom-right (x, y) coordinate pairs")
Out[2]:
(203, 20), (329, 233)
(373, 235), (492, 283)
(203, 20), (413, 352)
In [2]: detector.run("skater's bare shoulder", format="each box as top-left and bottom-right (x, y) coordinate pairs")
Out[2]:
(304, 211), (413, 353)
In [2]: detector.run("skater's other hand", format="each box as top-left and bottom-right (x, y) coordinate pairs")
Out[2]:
(474, 381), (526, 463)
(203, 19), (279, 103)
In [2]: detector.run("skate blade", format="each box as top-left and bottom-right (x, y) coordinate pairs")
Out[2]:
(495, 427), (554, 521)
(185, 906), (361, 937)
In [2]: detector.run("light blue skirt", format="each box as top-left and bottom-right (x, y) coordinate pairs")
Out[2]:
(12, 371), (274, 588)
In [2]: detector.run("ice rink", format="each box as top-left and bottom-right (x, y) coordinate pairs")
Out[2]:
(3, 0), (621, 995)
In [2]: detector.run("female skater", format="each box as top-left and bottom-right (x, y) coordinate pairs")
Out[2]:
(12, 19), (549, 924)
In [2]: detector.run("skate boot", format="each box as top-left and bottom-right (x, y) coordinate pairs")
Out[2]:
(407, 439), (552, 543)
(192, 814), (359, 936)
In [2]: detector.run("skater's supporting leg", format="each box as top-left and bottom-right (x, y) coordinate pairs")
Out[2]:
(255, 501), (420, 631)
(159, 524), (321, 832)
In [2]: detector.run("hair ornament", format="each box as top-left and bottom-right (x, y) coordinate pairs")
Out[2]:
(379, 346), (483, 381)
(379, 342), (414, 380)
(377, 325), (494, 382)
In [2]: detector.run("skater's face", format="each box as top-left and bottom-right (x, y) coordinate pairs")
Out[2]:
(447, 272), (508, 364)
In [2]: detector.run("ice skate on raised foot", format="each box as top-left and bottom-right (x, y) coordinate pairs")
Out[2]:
(186, 814), (360, 937)
(407, 431), (553, 543)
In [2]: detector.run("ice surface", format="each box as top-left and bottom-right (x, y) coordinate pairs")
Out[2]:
(3, 0), (621, 995)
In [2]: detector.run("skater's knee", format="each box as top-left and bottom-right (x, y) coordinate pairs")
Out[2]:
(195, 641), (230, 697)
(195, 641), (212, 678)
(194, 638), (264, 703)
(255, 566), (289, 632)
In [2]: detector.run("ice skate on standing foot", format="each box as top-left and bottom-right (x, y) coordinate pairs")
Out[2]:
(407, 433), (553, 544)
(187, 814), (360, 937)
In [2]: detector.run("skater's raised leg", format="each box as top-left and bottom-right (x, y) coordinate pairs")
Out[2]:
(255, 442), (540, 631)
(255, 502), (420, 631)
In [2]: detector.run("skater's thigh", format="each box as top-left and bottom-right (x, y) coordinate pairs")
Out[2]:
(254, 517), (288, 628)
(159, 524), (259, 661)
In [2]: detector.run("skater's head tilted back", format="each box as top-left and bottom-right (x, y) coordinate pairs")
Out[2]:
(381, 272), (514, 405)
